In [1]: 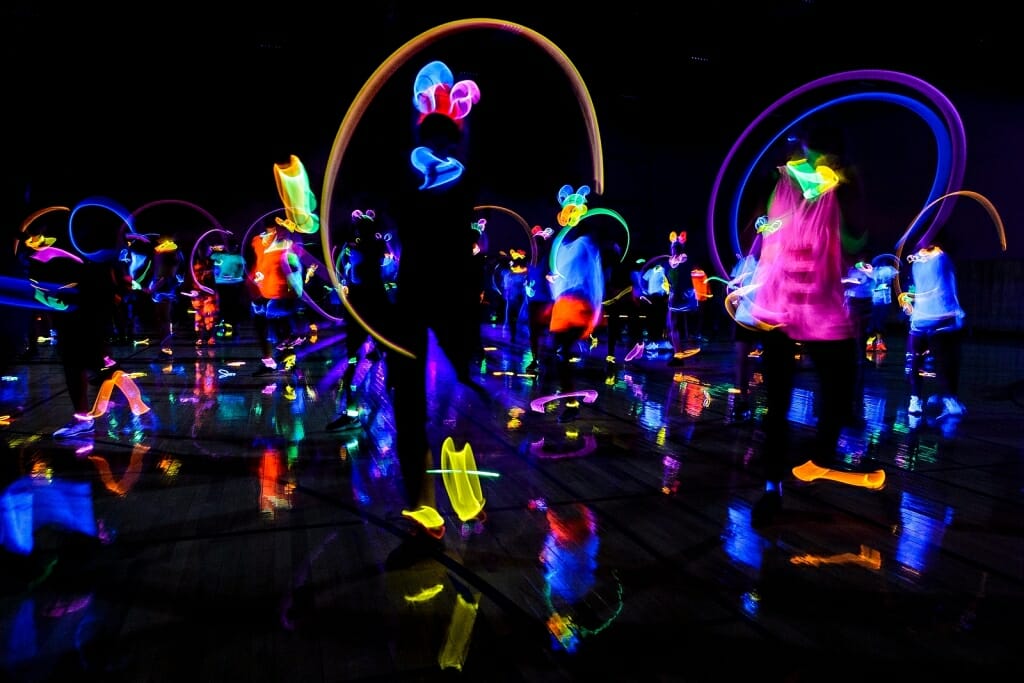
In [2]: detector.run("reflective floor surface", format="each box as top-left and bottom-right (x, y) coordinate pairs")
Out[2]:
(1, 320), (1022, 682)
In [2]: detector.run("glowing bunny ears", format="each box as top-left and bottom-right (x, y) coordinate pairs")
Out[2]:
(413, 60), (481, 126)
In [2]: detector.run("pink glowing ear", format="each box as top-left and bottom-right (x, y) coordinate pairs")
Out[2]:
(448, 79), (481, 120)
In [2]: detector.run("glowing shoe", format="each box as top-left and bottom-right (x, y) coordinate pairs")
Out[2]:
(54, 416), (95, 439)
(792, 460), (886, 490)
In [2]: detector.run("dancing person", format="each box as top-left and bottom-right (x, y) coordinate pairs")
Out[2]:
(900, 244), (966, 420)
(501, 249), (529, 344)
(743, 129), (884, 527)
(867, 257), (899, 352)
(187, 250), (220, 347)
(547, 232), (604, 423)
(248, 219), (304, 377)
(603, 256), (649, 366)
(386, 100), (487, 564)
(28, 233), (140, 438)
(726, 251), (762, 419)
(524, 229), (555, 373)
(665, 232), (698, 367)
(327, 209), (393, 431)
(148, 237), (184, 359)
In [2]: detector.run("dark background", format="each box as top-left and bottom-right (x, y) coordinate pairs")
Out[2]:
(6, 1), (1021, 275)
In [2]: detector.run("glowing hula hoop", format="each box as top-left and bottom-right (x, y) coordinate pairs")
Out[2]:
(321, 18), (605, 359)
(189, 228), (234, 295)
(20, 206), (70, 234)
(548, 207), (629, 279)
(706, 70), (966, 280)
(892, 190), (1006, 300)
(474, 204), (536, 266)
(68, 197), (136, 262)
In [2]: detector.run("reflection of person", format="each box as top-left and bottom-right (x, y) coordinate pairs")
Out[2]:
(901, 245), (966, 420)
(746, 131), (884, 527)
(541, 503), (599, 654)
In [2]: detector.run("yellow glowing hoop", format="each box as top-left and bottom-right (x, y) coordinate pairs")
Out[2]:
(892, 190), (1007, 301)
(321, 18), (605, 359)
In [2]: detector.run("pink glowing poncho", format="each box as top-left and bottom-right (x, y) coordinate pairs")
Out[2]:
(746, 162), (854, 341)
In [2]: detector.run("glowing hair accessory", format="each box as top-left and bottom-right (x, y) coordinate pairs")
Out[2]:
(707, 70), (967, 279)
(556, 184), (590, 228)
(754, 215), (782, 236)
(532, 225), (554, 240)
(785, 158), (839, 199)
(24, 235), (56, 250)
(413, 60), (481, 124)
(411, 146), (465, 190)
(320, 18), (606, 359)
(274, 155), (320, 235)
(351, 209), (375, 223)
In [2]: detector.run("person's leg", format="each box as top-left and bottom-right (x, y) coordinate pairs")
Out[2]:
(760, 330), (797, 483)
(908, 330), (929, 406)
(751, 329), (797, 526)
(805, 338), (858, 464)
(390, 328), (434, 514)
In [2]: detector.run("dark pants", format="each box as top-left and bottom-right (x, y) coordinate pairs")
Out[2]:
(760, 330), (858, 482)
(909, 327), (963, 398)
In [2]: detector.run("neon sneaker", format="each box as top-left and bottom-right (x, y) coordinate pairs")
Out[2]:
(54, 417), (95, 439)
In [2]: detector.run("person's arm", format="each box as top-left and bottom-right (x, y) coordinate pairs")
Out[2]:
(286, 251), (304, 298)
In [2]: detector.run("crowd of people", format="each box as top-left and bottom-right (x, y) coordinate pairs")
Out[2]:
(1, 64), (976, 567)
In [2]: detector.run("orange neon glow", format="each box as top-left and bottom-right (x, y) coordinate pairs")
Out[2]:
(791, 460), (885, 490)
(88, 443), (149, 496)
(86, 371), (150, 418)
(790, 544), (882, 570)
